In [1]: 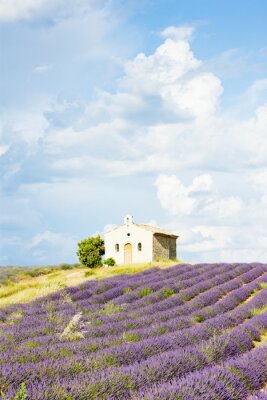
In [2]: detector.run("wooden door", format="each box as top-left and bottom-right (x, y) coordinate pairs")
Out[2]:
(124, 243), (132, 264)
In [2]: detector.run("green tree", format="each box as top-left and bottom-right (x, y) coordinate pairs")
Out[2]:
(76, 235), (105, 268)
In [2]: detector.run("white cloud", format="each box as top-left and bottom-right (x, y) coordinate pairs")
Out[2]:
(161, 73), (222, 117)
(120, 26), (223, 118)
(30, 230), (74, 247)
(0, 0), (113, 27)
(39, 25), (224, 179)
(0, 0), (55, 22)
(203, 197), (243, 218)
(248, 78), (267, 97)
(253, 168), (267, 193)
(155, 172), (244, 223)
(184, 225), (232, 252)
(161, 25), (194, 41)
(122, 32), (201, 92)
(155, 174), (199, 216)
(2, 22), (267, 265)
(189, 174), (213, 192)
(0, 144), (9, 156)
(30, 230), (77, 262)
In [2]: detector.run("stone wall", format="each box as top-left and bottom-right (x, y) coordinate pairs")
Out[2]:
(169, 237), (177, 259)
(153, 234), (177, 260)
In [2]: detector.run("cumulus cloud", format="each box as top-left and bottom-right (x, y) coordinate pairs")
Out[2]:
(189, 174), (213, 192)
(161, 25), (194, 40)
(153, 172), (257, 262)
(154, 172), (244, 220)
(184, 225), (232, 252)
(154, 174), (213, 216)
(155, 175), (196, 216)
(1, 21), (267, 264)
(120, 26), (222, 118)
(40, 24), (224, 179)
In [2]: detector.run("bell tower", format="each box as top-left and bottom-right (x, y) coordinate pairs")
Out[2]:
(124, 214), (133, 226)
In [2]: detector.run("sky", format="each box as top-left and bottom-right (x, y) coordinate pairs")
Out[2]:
(1, 0), (267, 266)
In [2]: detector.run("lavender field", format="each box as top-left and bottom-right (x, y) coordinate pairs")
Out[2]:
(0, 263), (267, 399)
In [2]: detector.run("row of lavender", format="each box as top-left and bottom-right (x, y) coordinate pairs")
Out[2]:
(0, 263), (267, 399)
(1, 264), (266, 365)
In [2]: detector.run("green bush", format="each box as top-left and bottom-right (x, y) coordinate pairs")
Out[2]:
(193, 313), (206, 323)
(161, 287), (175, 297)
(103, 258), (116, 267)
(122, 332), (141, 342)
(84, 270), (94, 278)
(14, 383), (27, 400)
(101, 303), (123, 316)
(59, 264), (73, 270)
(123, 287), (132, 294)
(76, 235), (105, 268)
(139, 287), (153, 298)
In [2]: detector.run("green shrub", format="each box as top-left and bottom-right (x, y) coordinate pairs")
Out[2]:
(139, 287), (153, 298)
(193, 313), (206, 323)
(69, 361), (85, 375)
(84, 270), (94, 278)
(24, 341), (39, 349)
(122, 332), (141, 342)
(59, 264), (73, 270)
(103, 257), (116, 267)
(161, 287), (175, 297)
(156, 325), (170, 335)
(76, 235), (105, 268)
(101, 303), (123, 316)
(92, 319), (103, 326)
(59, 348), (73, 357)
(123, 287), (132, 294)
(14, 383), (27, 400)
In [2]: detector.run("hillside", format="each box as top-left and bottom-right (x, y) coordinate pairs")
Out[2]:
(0, 261), (177, 308)
(0, 263), (267, 399)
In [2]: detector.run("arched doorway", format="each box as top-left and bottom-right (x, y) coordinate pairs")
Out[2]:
(124, 243), (132, 264)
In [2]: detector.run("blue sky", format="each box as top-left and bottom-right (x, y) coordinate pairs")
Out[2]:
(1, 0), (267, 265)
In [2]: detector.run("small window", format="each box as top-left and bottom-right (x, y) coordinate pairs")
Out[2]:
(115, 244), (119, 252)
(138, 242), (142, 251)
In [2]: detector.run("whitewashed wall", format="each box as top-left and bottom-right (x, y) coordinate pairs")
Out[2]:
(104, 224), (153, 264)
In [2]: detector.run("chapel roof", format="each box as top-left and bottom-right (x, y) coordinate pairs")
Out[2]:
(105, 221), (178, 239)
(135, 224), (178, 238)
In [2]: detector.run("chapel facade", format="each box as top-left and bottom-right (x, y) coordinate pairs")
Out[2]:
(104, 215), (178, 265)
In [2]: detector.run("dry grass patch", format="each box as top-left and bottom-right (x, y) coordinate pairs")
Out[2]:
(0, 260), (180, 308)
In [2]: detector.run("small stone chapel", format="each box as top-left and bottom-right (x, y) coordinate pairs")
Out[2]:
(104, 215), (178, 265)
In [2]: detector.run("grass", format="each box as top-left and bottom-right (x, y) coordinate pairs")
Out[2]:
(254, 330), (267, 347)
(251, 304), (267, 316)
(139, 287), (154, 298)
(100, 303), (124, 316)
(0, 260), (179, 308)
